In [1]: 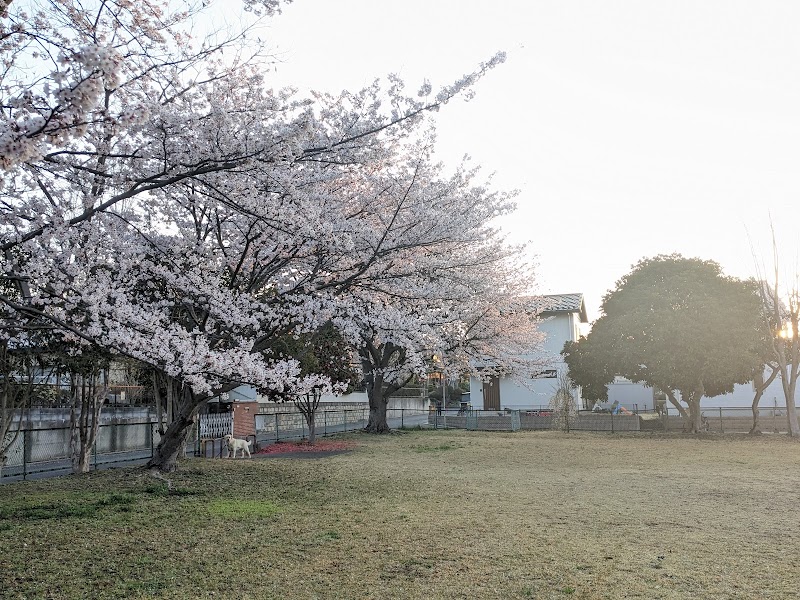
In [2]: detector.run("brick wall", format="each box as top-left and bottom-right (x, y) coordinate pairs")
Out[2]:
(232, 402), (258, 438)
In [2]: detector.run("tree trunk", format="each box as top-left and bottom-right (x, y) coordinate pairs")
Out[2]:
(147, 411), (195, 472)
(146, 387), (200, 472)
(664, 389), (688, 418)
(307, 412), (316, 444)
(71, 436), (92, 473)
(749, 367), (778, 434)
(750, 393), (762, 435)
(364, 371), (390, 433)
(70, 374), (106, 474)
(365, 391), (390, 433)
(682, 388), (704, 433)
(688, 397), (701, 433)
(778, 363), (800, 437)
(785, 389), (800, 437)
(295, 391), (320, 445)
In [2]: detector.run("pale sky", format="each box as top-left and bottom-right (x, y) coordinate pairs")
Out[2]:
(230, 1), (800, 323)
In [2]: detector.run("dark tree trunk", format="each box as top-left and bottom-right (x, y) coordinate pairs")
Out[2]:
(359, 339), (413, 434)
(70, 371), (107, 474)
(146, 387), (202, 472)
(295, 391), (321, 444)
(681, 387), (704, 433)
(147, 378), (241, 471)
(687, 396), (701, 433)
(307, 412), (316, 444)
(365, 386), (390, 433)
(364, 371), (391, 433)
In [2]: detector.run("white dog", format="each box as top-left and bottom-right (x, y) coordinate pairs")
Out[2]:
(224, 434), (252, 459)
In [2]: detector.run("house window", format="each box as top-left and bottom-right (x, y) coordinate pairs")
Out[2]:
(534, 369), (557, 379)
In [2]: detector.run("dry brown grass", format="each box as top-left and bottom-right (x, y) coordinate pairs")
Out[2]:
(2, 430), (800, 599)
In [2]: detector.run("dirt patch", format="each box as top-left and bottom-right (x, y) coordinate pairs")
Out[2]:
(255, 440), (357, 458)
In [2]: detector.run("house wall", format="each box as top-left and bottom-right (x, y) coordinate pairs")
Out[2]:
(538, 312), (573, 357)
(604, 376), (800, 412)
(469, 312), (577, 410)
(606, 379), (654, 409)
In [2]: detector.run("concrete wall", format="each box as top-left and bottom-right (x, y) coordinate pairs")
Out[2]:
(257, 393), (428, 411)
(2, 421), (156, 468)
(9, 407), (155, 429)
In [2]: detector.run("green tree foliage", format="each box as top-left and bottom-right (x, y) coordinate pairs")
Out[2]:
(566, 254), (765, 432)
(266, 323), (360, 400)
(264, 323), (360, 443)
(561, 338), (613, 406)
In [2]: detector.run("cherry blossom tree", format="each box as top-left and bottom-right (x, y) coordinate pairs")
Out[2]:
(1, 0), (521, 471)
(323, 147), (546, 432)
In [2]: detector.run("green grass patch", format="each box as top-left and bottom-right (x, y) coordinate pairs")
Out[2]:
(142, 484), (200, 497)
(0, 492), (135, 522)
(207, 498), (281, 519)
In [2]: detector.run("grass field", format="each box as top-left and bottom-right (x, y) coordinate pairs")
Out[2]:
(2, 430), (800, 599)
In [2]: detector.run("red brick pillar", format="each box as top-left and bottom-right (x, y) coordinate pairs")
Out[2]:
(231, 402), (258, 438)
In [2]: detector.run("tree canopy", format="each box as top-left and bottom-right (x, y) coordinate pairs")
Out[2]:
(0, 0), (545, 469)
(564, 254), (765, 431)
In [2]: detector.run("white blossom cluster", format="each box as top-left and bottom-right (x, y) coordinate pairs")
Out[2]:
(0, 0), (546, 452)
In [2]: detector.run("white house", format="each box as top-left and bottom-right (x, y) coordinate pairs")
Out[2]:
(469, 293), (588, 411)
(605, 376), (799, 413)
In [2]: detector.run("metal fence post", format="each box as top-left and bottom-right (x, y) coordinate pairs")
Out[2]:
(275, 413), (279, 442)
(719, 407), (724, 433)
(401, 408), (404, 429)
(22, 429), (28, 481)
(324, 411), (327, 438)
(611, 410), (614, 434)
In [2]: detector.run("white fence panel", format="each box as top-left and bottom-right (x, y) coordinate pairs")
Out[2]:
(199, 413), (232, 438)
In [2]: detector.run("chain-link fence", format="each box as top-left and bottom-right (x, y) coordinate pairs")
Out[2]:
(255, 408), (368, 442)
(7, 404), (782, 482)
(1, 421), (159, 481)
(2, 407), (435, 480)
(253, 406), (431, 443)
(427, 406), (798, 434)
(657, 406), (789, 434)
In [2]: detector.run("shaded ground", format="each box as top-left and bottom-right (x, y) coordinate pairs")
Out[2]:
(255, 439), (358, 457)
(2, 430), (800, 599)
